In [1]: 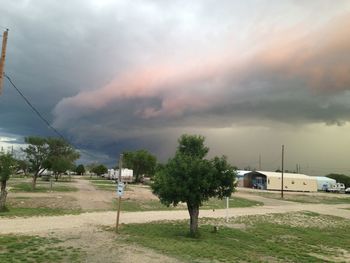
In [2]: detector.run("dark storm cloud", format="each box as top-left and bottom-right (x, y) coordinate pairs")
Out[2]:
(1, 0), (350, 163)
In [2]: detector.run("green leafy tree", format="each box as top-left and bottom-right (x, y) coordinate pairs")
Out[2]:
(92, 164), (108, 176)
(152, 134), (236, 236)
(123, 150), (157, 182)
(22, 137), (50, 190)
(50, 157), (74, 181)
(15, 159), (30, 176)
(22, 137), (79, 189)
(0, 153), (15, 210)
(75, 164), (85, 175)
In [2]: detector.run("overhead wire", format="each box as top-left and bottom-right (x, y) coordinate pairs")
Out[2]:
(4, 73), (104, 161)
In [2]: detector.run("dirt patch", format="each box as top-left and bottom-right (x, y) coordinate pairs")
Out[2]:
(231, 211), (348, 229)
(124, 184), (159, 201)
(45, 226), (182, 263)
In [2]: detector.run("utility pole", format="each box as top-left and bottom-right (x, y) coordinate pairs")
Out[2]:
(0, 29), (9, 95)
(259, 154), (261, 170)
(281, 145), (284, 199)
(116, 153), (123, 233)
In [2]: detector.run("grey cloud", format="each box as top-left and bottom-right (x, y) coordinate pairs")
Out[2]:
(1, 0), (350, 164)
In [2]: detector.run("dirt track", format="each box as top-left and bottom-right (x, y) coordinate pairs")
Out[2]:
(1, 179), (349, 235)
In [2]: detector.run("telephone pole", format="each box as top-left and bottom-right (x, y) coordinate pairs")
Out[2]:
(281, 145), (284, 199)
(259, 154), (261, 170)
(0, 29), (9, 94)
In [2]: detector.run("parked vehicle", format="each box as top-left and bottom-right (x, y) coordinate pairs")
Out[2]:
(345, 187), (350, 194)
(326, 183), (345, 193)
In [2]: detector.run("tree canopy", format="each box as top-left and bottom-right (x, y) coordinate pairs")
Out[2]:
(152, 134), (236, 236)
(123, 150), (157, 182)
(22, 136), (79, 189)
(75, 164), (85, 175)
(91, 164), (108, 176)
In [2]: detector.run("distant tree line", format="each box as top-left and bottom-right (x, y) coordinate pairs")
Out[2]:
(326, 174), (350, 188)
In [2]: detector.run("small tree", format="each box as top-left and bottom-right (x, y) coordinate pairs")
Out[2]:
(92, 164), (108, 176)
(22, 137), (50, 190)
(22, 136), (79, 189)
(15, 159), (30, 176)
(76, 164), (85, 175)
(50, 157), (74, 181)
(152, 134), (236, 236)
(0, 153), (15, 210)
(123, 150), (157, 182)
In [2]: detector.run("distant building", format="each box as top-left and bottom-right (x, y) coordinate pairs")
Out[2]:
(236, 170), (251, 187)
(243, 171), (318, 192)
(314, 176), (336, 191)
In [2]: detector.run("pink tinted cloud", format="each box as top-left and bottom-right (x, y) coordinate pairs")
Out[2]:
(253, 13), (350, 92)
(54, 12), (350, 126)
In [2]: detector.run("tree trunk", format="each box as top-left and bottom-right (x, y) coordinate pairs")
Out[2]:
(0, 181), (8, 210)
(32, 175), (38, 190)
(187, 202), (199, 237)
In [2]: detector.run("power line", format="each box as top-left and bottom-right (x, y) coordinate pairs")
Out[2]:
(5, 73), (66, 140)
(4, 73), (103, 161)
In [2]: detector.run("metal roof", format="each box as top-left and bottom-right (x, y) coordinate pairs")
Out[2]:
(237, 170), (251, 176)
(313, 176), (336, 182)
(250, 171), (316, 180)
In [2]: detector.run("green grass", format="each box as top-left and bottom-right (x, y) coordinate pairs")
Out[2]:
(119, 212), (350, 262)
(87, 178), (117, 191)
(116, 197), (262, 212)
(8, 182), (78, 193)
(0, 235), (82, 262)
(246, 191), (350, 204)
(202, 197), (263, 209)
(0, 206), (82, 218)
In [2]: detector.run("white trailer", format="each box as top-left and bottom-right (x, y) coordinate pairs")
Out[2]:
(106, 168), (134, 182)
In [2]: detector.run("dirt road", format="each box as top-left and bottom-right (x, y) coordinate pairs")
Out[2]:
(2, 179), (349, 235)
(1, 201), (349, 235)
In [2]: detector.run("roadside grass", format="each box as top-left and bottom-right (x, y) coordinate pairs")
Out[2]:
(119, 212), (350, 262)
(83, 176), (107, 181)
(116, 197), (262, 212)
(245, 191), (350, 204)
(0, 206), (82, 218)
(88, 179), (116, 191)
(8, 181), (78, 193)
(0, 235), (82, 262)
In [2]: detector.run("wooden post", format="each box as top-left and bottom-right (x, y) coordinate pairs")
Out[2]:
(281, 145), (284, 199)
(0, 29), (9, 94)
(116, 154), (123, 233)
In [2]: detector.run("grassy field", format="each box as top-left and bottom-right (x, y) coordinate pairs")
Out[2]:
(119, 212), (350, 262)
(245, 191), (350, 204)
(8, 180), (78, 193)
(116, 197), (263, 212)
(87, 179), (116, 191)
(0, 235), (82, 262)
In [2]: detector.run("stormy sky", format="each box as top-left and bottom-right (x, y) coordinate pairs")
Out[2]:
(1, 0), (350, 175)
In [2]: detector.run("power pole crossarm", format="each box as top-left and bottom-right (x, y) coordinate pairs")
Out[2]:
(0, 29), (9, 95)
